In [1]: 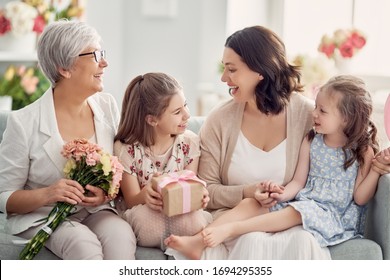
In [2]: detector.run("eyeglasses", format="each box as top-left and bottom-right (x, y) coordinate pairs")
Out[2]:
(78, 50), (106, 63)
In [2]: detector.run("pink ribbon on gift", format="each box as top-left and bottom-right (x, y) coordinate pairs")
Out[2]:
(157, 170), (206, 214)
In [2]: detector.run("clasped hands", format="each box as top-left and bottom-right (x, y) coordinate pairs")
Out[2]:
(254, 180), (285, 208)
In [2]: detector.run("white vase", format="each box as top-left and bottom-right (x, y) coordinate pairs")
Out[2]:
(333, 51), (355, 74)
(334, 57), (352, 74)
(0, 32), (37, 53)
(0, 96), (12, 111)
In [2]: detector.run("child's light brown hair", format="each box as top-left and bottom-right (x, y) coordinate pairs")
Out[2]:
(309, 75), (379, 169)
(115, 72), (182, 147)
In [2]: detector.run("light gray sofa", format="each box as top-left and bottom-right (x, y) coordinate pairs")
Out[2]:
(0, 110), (389, 260)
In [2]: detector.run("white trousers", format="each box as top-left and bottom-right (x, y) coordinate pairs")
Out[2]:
(18, 209), (137, 260)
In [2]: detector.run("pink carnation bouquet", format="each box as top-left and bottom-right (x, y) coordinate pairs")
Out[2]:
(19, 139), (124, 260)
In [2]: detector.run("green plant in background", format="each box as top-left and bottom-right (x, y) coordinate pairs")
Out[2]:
(0, 64), (50, 110)
(218, 61), (224, 74)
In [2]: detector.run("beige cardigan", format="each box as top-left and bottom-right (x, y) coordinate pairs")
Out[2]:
(198, 93), (314, 212)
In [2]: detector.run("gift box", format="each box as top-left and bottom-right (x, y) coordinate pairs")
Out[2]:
(151, 170), (206, 217)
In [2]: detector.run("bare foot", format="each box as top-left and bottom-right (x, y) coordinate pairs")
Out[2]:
(202, 224), (234, 247)
(164, 234), (205, 260)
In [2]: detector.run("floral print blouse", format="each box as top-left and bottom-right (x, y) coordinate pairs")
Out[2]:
(114, 130), (200, 188)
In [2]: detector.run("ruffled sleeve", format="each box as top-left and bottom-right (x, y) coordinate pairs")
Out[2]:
(177, 130), (200, 167)
(114, 140), (136, 175)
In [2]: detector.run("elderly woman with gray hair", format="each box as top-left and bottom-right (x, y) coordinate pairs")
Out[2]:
(0, 20), (136, 259)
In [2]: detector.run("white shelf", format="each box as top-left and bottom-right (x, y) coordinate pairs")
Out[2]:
(0, 51), (37, 61)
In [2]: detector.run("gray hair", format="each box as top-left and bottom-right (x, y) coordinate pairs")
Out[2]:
(37, 20), (101, 87)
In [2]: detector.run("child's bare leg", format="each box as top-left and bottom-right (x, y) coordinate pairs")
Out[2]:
(211, 198), (268, 228)
(203, 206), (302, 247)
(164, 232), (206, 260)
(201, 198), (268, 247)
(164, 198), (264, 259)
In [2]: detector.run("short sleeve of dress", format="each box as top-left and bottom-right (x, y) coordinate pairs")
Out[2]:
(114, 140), (154, 187)
(179, 130), (200, 167)
(114, 141), (132, 173)
(114, 140), (137, 175)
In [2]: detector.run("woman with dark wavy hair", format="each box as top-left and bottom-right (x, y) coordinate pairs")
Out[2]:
(165, 25), (331, 259)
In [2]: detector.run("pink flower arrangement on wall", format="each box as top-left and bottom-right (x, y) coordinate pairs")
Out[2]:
(0, 0), (84, 37)
(318, 28), (367, 59)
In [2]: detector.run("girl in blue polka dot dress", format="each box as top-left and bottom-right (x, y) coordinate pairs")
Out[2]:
(165, 75), (381, 259)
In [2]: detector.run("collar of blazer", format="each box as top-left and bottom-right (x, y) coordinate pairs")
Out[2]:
(39, 89), (114, 173)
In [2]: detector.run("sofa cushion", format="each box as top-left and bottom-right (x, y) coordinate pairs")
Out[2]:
(328, 238), (382, 260)
(0, 110), (8, 143)
(0, 214), (60, 260)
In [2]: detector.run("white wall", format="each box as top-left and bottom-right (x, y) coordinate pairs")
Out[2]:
(2, 0), (277, 114)
(226, 0), (269, 35)
(85, 0), (228, 114)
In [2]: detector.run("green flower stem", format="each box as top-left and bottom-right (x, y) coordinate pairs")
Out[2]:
(19, 202), (75, 260)
(19, 156), (117, 260)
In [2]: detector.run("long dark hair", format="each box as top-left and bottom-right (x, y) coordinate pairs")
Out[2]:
(225, 25), (304, 114)
(114, 72), (182, 147)
(308, 75), (379, 169)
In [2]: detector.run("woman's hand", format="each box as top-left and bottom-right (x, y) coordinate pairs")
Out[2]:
(243, 184), (257, 198)
(144, 181), (163, 211)
(46, 179), (85, 205)
(79, 184), (108, 207)
(201, 186), (210, 208)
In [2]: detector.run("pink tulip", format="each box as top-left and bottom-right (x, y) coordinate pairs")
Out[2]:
(33, 15), (46, 33)
(21, 76), (39, 95)
(319, 43), (336, 58)
(339, 41), (354, 58)
(0, 15), (11, 35)
(350, 32), (366, 49)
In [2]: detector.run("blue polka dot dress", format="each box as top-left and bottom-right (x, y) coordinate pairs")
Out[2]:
(272, 134), (366, 247)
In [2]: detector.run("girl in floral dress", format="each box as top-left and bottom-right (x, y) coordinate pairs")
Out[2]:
(165, 75), (380, 259)
(114, 72), (211, 250)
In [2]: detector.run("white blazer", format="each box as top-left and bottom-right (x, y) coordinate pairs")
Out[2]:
(0, 89), (120, 234)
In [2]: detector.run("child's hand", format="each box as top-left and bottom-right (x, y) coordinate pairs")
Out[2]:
(267, 183), (285, 202)
(144, 181), (163, 211)
(269, 184), (285, 194)
(201, 186), (210, 209)
(269, 186), (285, 202)
(372, 147), (390, 175)
(254, 181), (285, 206)
(257, 180), (284, 193)
(376, 148), (390, 161)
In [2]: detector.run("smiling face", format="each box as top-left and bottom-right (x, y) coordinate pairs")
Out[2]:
(312, 89), (346, 137)
(152, 90), (190, 137)
(69, 45), (108, 95)
(220, 47), (263, 103)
